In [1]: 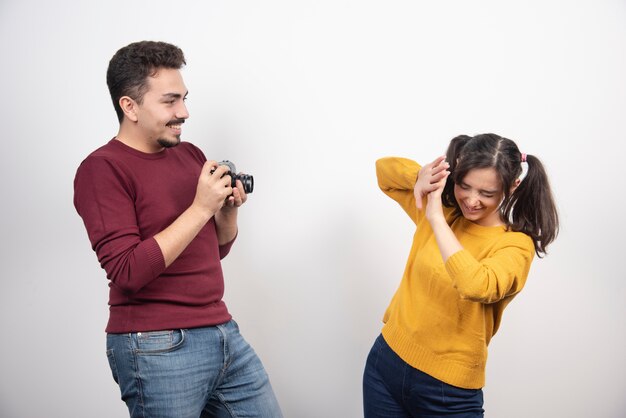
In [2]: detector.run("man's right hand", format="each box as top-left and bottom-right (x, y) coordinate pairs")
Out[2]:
(193, 161), (234, 216)
(154, 161), (234, 268)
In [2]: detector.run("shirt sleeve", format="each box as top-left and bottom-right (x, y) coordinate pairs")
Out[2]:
(73, 156), (166, 295)
(444, 233), (535, 303)
(375, 157), (423, 224)
(218, 232), (237, 259)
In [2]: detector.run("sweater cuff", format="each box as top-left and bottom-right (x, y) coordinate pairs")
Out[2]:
(144, 237), (166, 276)
(445, 250), (477, 284)
(218, 231), (238, 259)
(403, 166), (419, 188)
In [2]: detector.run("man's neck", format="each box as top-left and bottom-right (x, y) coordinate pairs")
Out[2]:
(116, 125), (163, 154)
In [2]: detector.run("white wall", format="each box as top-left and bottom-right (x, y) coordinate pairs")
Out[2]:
(1, 1), (625, 417)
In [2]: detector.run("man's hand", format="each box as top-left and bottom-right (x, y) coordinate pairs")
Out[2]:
(154, 161), (234, 268)
(192, 161), (234, 216)
(221, 176), (248, 211)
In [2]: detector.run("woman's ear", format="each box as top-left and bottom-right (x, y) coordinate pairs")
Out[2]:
(510, 178), (521, 194)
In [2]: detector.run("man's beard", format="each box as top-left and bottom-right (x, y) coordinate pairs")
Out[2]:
(157, 136), (181, 148)
(159, 119), (185, 148)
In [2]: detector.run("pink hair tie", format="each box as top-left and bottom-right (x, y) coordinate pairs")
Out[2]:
(521, 153), (527, 163)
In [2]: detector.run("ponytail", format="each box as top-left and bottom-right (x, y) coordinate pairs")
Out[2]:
(503, 154), (559, 257)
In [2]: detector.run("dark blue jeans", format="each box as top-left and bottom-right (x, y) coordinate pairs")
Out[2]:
(363, 334), (484, 418)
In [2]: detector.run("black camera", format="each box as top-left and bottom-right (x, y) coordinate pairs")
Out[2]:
(214, 160), (254, 194)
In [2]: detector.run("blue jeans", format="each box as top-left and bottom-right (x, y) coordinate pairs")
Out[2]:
(363, 334), (484, 418)
(106, 320), (283, 418)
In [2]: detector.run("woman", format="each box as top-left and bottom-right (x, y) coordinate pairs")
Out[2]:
(363, 133), (559, 417)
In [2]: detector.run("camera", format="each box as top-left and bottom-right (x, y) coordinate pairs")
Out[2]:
(213, 160), (254, 194)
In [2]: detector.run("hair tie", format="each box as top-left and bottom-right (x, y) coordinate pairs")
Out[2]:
(521, 153), (527, 163)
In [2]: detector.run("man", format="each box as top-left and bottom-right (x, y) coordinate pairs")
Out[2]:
(74, 41), (282, 418)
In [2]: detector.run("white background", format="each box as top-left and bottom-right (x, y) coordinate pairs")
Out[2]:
(1, 1), (625, 417)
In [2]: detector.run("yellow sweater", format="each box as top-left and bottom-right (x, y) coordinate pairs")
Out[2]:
(377, 157), (535, 389)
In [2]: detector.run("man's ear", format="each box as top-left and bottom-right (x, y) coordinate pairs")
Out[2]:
(119, 96), (138, 122)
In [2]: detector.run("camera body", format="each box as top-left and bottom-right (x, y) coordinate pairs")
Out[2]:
(215, 160), (254, 194)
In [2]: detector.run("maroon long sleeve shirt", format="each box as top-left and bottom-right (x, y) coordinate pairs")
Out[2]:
(74, 139), (233, 333)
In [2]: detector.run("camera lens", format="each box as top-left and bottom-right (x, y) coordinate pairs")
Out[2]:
(217, 160), (254, 194)
(235, 174), (254, 194)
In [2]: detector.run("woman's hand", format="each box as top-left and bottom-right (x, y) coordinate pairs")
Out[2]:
(424, 164), (461, 262)
(425, 169), (450, 224)
(414, 156), (449, 210)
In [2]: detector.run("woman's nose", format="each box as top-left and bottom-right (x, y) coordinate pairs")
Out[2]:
(466, 194), (479, 207)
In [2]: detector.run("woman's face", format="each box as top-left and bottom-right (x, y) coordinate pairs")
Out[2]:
(453, 167), (505, 227)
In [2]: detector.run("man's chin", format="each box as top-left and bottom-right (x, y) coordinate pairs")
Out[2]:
(157, 137), (181, 148)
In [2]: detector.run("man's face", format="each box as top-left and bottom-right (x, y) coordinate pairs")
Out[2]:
(134, 68), (189, 151)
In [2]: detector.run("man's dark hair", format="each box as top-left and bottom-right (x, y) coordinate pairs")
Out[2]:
(106, 41), (186, 123)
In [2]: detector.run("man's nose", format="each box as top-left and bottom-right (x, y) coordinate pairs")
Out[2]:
(177, 102), (189, 119)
